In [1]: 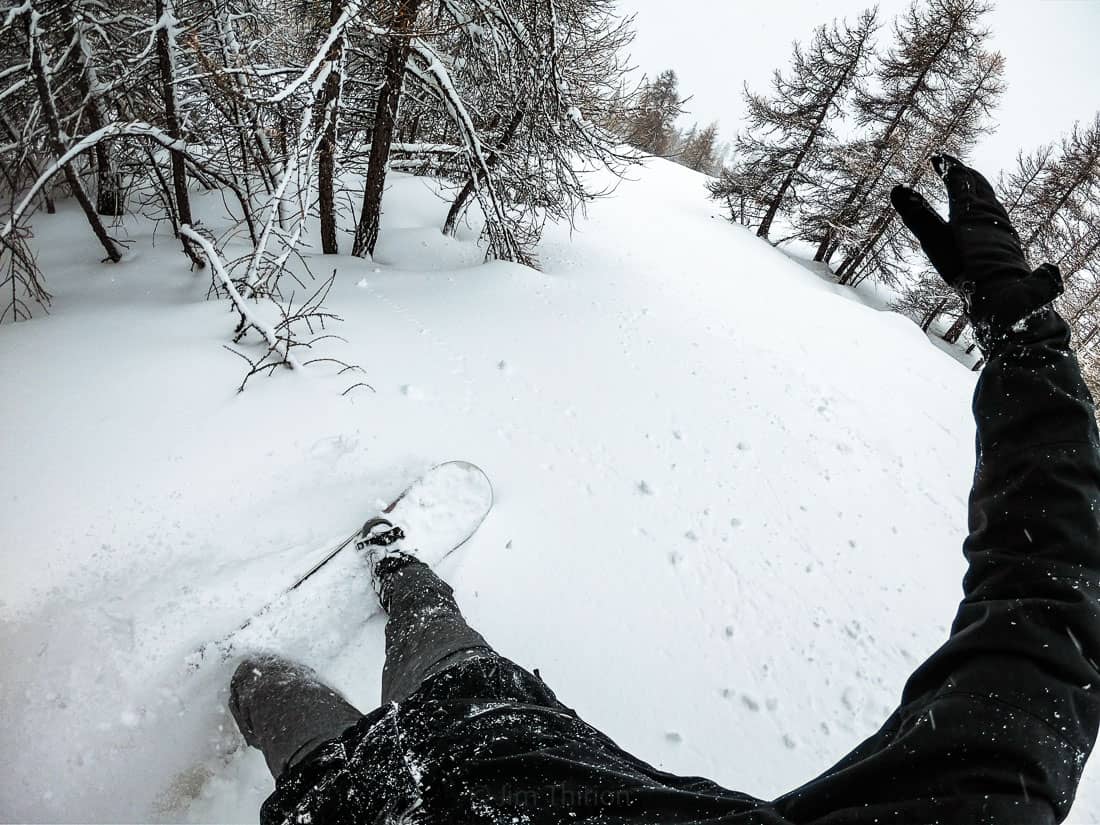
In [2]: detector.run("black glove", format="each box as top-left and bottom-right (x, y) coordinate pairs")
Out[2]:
(890, 154), (1063, 351)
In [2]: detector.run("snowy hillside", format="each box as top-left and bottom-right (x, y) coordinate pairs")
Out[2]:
(2, 158), (1097, 822)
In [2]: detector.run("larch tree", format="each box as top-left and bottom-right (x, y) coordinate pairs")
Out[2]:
(800, 0), (994, 267)
(836, 48), (1005, 289)
(1024, 117), (1100, 351)
(711, 9), (878, 240)
(680, 121), (721, 175)
(624, 69), (686, 156)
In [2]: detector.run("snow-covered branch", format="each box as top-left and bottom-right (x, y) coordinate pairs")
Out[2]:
(3, 121), (181, 238)
(406, 37), (525, 263)
(180, 224), (300, 371)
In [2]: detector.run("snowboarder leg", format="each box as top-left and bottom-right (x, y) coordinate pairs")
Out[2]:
(375, 554), (491, 704)
(229, 656), (363, 778)
(230, 551), (507, 779)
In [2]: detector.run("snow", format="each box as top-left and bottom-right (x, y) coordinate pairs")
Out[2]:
(2, 157), (1099, 822)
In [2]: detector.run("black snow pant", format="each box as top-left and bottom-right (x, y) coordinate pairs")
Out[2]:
(229, 560), (490, 778)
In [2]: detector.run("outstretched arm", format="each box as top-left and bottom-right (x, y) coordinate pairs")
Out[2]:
(775, 158), (1100, 824)
(895, 157), (1100, 818)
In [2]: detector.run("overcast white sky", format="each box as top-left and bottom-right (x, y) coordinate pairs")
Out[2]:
(615, 0), (1100, 177)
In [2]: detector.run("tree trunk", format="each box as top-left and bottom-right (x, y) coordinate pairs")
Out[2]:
(816, 235), (843, 264)
(943, 313), (969, 344)
(921, 297), (950, 332)
(757, 171), (791, 240)
(757, 67), (858, 240)
(59, 2), (123, 216)
(352, 0), (424, 258)
(836, 212), (896, 281)
(317, 0), (345, 255)
(93, 143), (122, 215)
(155, 0), (203, 267)
(25, 13), (120, 261)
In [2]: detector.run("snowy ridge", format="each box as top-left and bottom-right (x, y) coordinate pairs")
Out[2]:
(1, 158), (1097, 822)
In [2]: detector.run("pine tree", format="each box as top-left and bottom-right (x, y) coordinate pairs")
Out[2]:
(1026, 117), (1100, 349)
(893, 269), (963, 333)
(801, 0), (994, 268)
(835, 48), (1005, 287)
(625, 70), (686, 156)
(681, 122), (721, 174)
(714, 10), (877, 239)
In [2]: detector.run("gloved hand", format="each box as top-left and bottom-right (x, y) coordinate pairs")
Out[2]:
(890, 154), (1063, 350)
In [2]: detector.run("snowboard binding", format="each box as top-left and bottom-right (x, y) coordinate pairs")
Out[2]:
(355, 517), (406, 551)
(357, 517), (417, 610)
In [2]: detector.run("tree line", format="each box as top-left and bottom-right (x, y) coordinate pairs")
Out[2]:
(621, 69), (727, 176)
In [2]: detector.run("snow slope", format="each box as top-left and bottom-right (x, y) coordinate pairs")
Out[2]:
(2, 158), (1097, 822)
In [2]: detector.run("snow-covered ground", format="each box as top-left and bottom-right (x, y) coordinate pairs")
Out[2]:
(2, 159), (1097, 823)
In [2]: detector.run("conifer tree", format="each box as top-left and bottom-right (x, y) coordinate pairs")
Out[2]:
(711, 10), (877, 239)
(835, 48), (1005, 287)
(1020, 117), (1100, 350)
(681, 122), (721, 174)
(625, 70), (687, 156)
(801, 0), (994, 266)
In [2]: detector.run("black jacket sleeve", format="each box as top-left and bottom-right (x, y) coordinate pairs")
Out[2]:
(899, 308), (1100, 819)
(773, 311), (1100, 825)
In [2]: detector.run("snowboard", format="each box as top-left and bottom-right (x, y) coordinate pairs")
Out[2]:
(189, 461), (493, 667)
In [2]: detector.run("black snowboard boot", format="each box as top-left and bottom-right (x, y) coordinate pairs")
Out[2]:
(356, 516), (418, 611)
